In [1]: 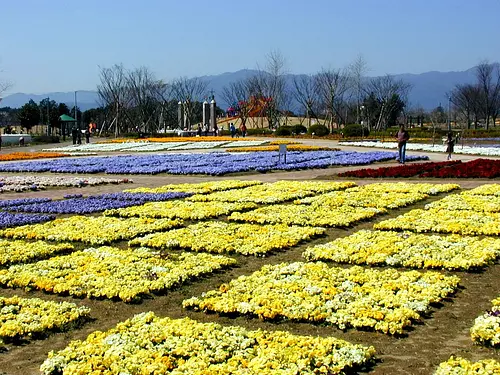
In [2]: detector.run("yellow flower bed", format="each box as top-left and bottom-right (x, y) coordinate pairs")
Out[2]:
(104, 201), (257, 220)
(0, 239), (74, 266)
(225, 145), (337, 152)
(470, 297), (500, 346)
(104, 136), (258, 143)
(303, 230), (500, 270)
(269, 140), (302, 145)
(40, 312), (376, 375)
(188, 181), (357, 204)
(463, 184), (500, 196)
(129, 221), (325, 256)
(296, 190), (429, 209)
(345, 182), (460, 195)
(0, 296), (90, 344)
(425, 194), (500, 212)
(0, 247), (236, 302)
(435, 357), (500, 374)
(0, 216), (183, 245)
(124, 179), (262, 194)
(375, 209), (500, 236)
(229, 204), (384, 227)
(183, 262), (460, 335)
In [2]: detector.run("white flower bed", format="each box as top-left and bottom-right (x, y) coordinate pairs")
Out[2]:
(169, 141), (230, 150)
(43, 143), (148, 152)
(221, 140), (269, 148)
(125, 142), (188, 152)
(0, 176), (131, 191)
(339, 141), (500, 157)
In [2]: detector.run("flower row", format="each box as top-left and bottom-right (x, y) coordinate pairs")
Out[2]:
(338, 161), (461, 178)
(183, 262), (460, 335)
(225, 145), (337, 152)
(0, 247), (236, 302)
(424, 193), (500, 212)
(0, 212), (55, 229)
(464, 184), (500, 196)
(229, 204), (384, 227)
(129, 221), (325, 256)
(303, 230), (500, 271)
(340, 140), (500, 157)
(0, 216), (183, 245)
(0, 151), (428, 175)
(0, 152), (69, 162)
(106, 136), (259, 143)
(40, 312), (375, 375)
(470, 297), (500, 346)
(0, 239), (74, 266)
(421, 158), (500, 178)
(0, 296), (90, 344)
(435, 357), (500, 374)
(104, 200), (257, 220)
(187, 180), (357, 204)
(375, 209), (500, 236)
(125, 179), (262, 194)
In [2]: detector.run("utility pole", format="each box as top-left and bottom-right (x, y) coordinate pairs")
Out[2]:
(46, 97), (50, 136)
(447, 96), (451, 132)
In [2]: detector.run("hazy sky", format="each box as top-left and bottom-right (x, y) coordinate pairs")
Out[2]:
(1, 0), (500, 94)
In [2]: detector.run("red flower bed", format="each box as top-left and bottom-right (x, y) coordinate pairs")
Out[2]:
(338, 161), (461, 178)
(421, 158), (500, 178)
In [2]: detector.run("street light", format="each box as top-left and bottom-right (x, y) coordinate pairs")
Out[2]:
(360, 106), (365, 140)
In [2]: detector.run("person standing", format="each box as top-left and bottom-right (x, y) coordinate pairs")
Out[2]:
(395, 125), (410, 164)
(230, 123), (236, 138)
(445, 132), (455, 160)
(240, 123), (247, 138)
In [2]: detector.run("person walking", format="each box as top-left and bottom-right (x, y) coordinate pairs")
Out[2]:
(445, 132), (455, 160)
(395, 125), (410, 164)
(230, 123), (236, 138)
(240, 123), (247, 138)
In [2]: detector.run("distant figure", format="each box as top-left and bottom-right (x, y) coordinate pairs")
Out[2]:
(197, 124), (202, 137)
(19, 137), (25, 147)
(445, 132), (455, 160)
(72, 127), (78, 145)
(203, 124), (208, 136)
(213, 123), (218, 136)
(230, 123), (236, 138)
(240, 123), (247, 138)
(395, 125), (410, 164)
(85, 129), (90, 144)
(77, 130), (82, 145)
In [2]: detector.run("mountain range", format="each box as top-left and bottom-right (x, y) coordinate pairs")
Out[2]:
(0, 67), (479, 112)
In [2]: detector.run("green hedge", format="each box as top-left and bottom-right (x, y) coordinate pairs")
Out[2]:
(307, 124), (330, 137)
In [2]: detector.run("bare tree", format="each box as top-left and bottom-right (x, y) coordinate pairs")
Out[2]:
(0, 65), (12, 99)
(476, 61), (500, 129)
(349, 55), (368, 124)
(292, 75), (319, 127)
(171, 77), (207, 129)
(221, 79), (252, 128)
(365, 75), (412, 130)
(450, 84), (484, 129)
(314, 68), (350, 129)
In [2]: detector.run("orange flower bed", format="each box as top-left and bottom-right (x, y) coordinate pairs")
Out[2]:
(225, 145), (339, 152)
(0, 152), (70, 162)
(103, 137), (258, 143)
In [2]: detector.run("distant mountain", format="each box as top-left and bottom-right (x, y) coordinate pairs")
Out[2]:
(0, 67), (480, 111)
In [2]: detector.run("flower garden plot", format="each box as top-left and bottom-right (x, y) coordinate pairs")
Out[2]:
(0, 198), (51, 208)
(338, 161), (461, 178)
(0, 211), (55, 229)
(434, 357), (500, 374)
(0, 216), (183, 245)
(424, 194), (500, 212)
(224, 145), (338, 152)
(183, 262), (460, 335)
(187, 181), (357, 204)
(0, 247), (236, 302)
(421, 158), (500, 178)
(8, 192), (190, 215)
(0, 239), (74, 266)
(303, 230), (500, 271)
(125, 180), (262, 194)
(229, 204), (384, 227)
(0, 296), (90, 345)
(40, 312), (376, 375)
(104, 201), (257, 220)
(0, 151), (428, 176)
(130, 221), (325, 256)
(470, 297), (500, 346)
(343, 182), (460, 195)
(0, 152), (70, 162)
(374, 209), (500, 236)
(464, 184), (500, 196)
(295, 190), (429, 209)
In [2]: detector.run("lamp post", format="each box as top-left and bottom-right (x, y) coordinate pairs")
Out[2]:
(360, 105), (365, 140)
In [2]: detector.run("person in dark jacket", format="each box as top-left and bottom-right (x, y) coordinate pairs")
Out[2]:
(395, 125), (410, 164)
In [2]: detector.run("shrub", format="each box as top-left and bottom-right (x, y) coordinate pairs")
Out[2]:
(275, 126), (292, 136)
(307, 124), (330, 137)
(290, 124), (307, 135)
(343, 124), (369, 137)
(247, 128), (274, 136)
(31, 135), (60, 144)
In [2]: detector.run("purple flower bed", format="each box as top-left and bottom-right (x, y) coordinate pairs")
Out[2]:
(0, 212), (55, 228)
(9, 192), (190, 215)
(0, 198), (52, 208)
(0, 151), (429, 176)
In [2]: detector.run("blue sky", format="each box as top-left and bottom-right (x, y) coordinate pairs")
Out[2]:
(1, 0), (499, 94)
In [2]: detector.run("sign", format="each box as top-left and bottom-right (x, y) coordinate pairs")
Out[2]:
(279, 144), (287, 163)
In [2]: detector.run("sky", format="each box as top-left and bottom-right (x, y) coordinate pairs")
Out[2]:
(1, 0), (500, 95)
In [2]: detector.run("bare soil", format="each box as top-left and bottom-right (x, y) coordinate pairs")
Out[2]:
(0, 140), (498, 374)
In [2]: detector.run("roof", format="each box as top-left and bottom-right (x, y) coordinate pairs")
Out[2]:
(59, 114), (76, 122)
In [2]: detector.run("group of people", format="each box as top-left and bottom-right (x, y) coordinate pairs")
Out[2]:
(395, 125), (459, 164)
(195, 122), (247, 138)
(229, 122), (247, 138)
